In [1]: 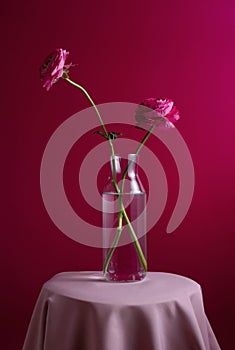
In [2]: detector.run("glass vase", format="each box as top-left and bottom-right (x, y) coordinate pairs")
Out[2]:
(102, 154), (147, 282)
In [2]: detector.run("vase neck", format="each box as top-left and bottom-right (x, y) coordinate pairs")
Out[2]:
(110, 154), (138, 178)
(105, 154), (144, 194)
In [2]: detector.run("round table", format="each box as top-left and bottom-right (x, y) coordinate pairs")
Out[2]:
(23, 271), (220, 350)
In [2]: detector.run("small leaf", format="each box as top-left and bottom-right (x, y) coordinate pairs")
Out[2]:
(108, 132), (123, 140)
(93, 130), (108, 139)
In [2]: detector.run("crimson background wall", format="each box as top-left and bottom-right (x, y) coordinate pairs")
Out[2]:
(1, 0), (235, 349)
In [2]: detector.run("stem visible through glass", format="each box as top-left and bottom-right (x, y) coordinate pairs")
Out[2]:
(104, 127), (155, 276)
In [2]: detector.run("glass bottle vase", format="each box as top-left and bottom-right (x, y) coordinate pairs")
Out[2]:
(102, 154), (147, 282)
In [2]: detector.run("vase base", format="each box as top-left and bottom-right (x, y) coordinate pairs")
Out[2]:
(104, 270), (146, 282)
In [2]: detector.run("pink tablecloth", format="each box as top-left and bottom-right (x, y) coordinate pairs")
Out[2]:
(23, 271), (220, 350)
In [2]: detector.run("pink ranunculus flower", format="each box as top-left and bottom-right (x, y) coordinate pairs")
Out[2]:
(135, 98), (180, 128)
(166, 105), (180, 123)
(40, 48), (70, 91)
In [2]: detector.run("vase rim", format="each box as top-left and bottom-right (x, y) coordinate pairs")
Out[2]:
(110, 153), (139, 159)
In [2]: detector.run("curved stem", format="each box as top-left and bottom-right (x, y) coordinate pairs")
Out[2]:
(64, 77), (117, 181)
(64, 78), (107, 136)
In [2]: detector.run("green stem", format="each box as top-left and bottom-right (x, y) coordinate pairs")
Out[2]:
(135, 125), (155, 156)
(64, 78), (107, 136)
(120, 125), (155, 193)
(103, 209), (123, 277)
(64, 77), (117, 181)
(121, 205), (147, 271)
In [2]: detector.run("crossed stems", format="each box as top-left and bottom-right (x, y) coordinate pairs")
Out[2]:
(64, 77), (154, 277)
(103, 128), (155, 277)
